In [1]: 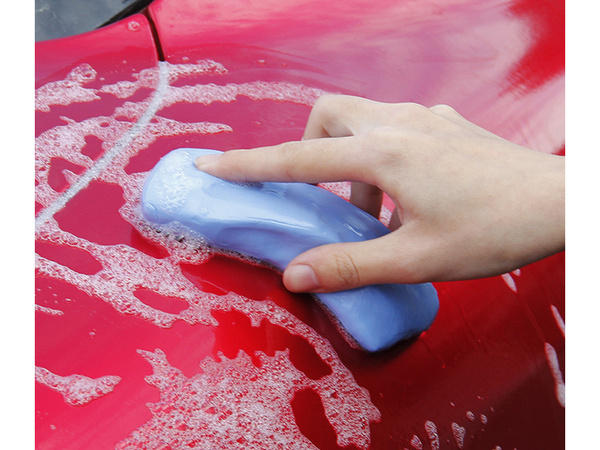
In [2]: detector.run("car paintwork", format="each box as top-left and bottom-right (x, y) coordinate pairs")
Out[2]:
(35, 0), (565, 448)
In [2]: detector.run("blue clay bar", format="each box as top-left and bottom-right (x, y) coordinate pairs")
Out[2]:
(141, 148), (439, 352)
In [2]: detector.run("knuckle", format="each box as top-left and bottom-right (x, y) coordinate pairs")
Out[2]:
(405, 101), (429, 112)
(332, 252), (360, 287)
(317, 94), (371, 114)
(430, 103), (457, 117)
(311, 94), (334, 114)
(373, 103), (434, 131)
(310, 94), (351, 134)
(275, 140), (305, 180)
(314, 93), (337, 106)
(391, 102), (429, 121)
(361, 126), (408, 167)
(312, 94), (347, 116)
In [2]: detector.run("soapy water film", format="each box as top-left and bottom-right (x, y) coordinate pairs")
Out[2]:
(35, 59), (381, 449)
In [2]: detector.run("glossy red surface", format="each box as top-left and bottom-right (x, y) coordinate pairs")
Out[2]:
(35, 0), (564, 448)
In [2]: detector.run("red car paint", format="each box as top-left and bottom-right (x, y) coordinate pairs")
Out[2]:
(35, 1), (565, 448)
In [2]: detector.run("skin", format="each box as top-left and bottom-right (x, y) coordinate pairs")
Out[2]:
(195, 95), (565, 294)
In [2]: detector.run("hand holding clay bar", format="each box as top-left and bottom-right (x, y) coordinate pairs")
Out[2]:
(195, 96), (565, 294)
(142, 148), (439, 352)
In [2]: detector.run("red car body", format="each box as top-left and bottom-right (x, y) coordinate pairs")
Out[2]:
(35, 0), (565, 448)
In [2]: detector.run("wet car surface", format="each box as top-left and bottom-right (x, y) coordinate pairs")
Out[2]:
(35, 1), (565, 448)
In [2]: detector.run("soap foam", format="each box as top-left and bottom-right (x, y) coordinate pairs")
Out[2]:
(451, 422), (466, 449)
(410, 434), (423, 449)
(319, 181), (351, 201)
(424, 420), (440, 450)
(167, 59), (228, 81)
(35, 304), (64, 316)
(35, 366), (120, 406)
(36, 59), (379, 447)
(35, 64), (100, 112)
(119, 345), (378, 449)
(501, 273), (517, 293)
(117, 349), (315, 449)
(544, 342), (565, 408)
(551, 304), (565, 337)
(150, 150), (196, 216)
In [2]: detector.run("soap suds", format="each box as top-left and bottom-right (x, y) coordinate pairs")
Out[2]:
(117, 347), (375, 449)
(319, 181), (351, 201)
(35, 62), (171, 229)
(35, 64), (100, 112)
(451, 422), (466, 449)
(35, 304), (64, 316)
(35, 366), (120, 406)
(410, 434), (423, 449)
(551, 304), (565, 337)
(424, 420), (440, 450)
(151, 150), (193, 214)
(36, 60), (379, 447)
(544, 342), (565, 408)
(501, 273), (517, 293)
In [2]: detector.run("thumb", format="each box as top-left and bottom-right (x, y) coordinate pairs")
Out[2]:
(282, 229), (434, 293)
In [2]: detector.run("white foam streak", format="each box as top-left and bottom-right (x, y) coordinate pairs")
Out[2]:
(551, 304), (565, 337)
(35, 304), (64, 316)
(35, 366), (120, 406)
(544, 342), (565, 408)
(424, 420), (440, 450)
(501, 272), (517, 293)
(410, 434), (423, 449)
(160, 80), (329, 109)
(35, 62), (171, 229)
(451, 422), (466, 449)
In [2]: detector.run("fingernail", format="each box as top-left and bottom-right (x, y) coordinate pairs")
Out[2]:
(284, 264), (320, 292)
(195, 154), (221, 170)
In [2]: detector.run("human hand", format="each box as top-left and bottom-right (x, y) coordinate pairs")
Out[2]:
(195, 95), (564, 293)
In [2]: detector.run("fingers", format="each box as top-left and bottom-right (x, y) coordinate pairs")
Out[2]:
(195, 136), (379, 185)
(195, 98), (481, 187)
(303, 96), (439, 140)
(283, 226), (437, 292)
(302, 94), (382, 139)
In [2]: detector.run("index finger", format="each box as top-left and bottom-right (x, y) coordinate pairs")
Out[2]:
(194, 136), (379, 185)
